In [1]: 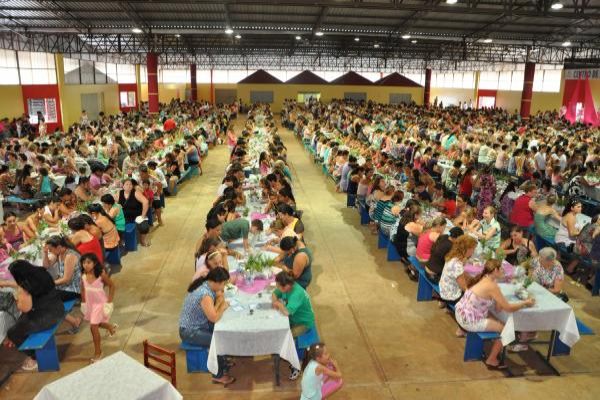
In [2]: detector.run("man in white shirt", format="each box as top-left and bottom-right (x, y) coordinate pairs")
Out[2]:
(533, 145), (546, 174)
(558, 148), (568, 172)
(478, 141), (490, 165)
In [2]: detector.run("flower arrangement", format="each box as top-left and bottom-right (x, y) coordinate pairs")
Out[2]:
(244, 253), (276, 276)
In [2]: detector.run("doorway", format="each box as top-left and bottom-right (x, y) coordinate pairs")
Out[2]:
(80, 93), (104, 120)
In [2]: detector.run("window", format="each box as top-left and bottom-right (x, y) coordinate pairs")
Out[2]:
(478, 71), (499, 90)
(27, 98), (58, 123)
(227, 70), (249, 83)
(405, 73), (425, 86)
(541, 69), (562, 93)
(117, 64), (136, 83)
(120, 91), (136, 107)
(140, 65), (147, 84)
(0, 49), (19, 85)
(18, 51), (56, 84)
(197, 69), (211, 83)
(94, 62), (108, 84)
(63, 58), (80, 84)
(106, 63), (118, 83)
(159, 68), (189, 83)
(358, 72), (380, 82)
(510, 70), (524, 91)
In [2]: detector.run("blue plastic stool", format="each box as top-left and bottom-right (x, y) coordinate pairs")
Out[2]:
(295, 327), (320, 360)
(551, 332), (572, 356)
(105, 247), (121, 266)
(377, 230), (389, 249)
(147, 208), (154, 226)
(387, 240), (401, 262)
(464, 332), (500, 361)
(124, 223), (138, 252)
(180, 342), (209, 373)
(358, 201), (370, 225)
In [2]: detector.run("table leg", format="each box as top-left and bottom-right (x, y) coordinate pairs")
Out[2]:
(272, 354), (281, 386)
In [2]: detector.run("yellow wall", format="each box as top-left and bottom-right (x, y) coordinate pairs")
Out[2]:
(496, 91), (522, 114)
(589, 80), (600, 110)
(61, 84), (120, 126)
(0, 85), (24, 119)
(237, 84), (424, 112)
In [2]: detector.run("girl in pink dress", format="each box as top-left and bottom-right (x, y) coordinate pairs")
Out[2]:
(80, 253), (117, 363)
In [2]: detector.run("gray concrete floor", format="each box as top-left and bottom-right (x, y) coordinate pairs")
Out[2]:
(2, 118), (600, 399)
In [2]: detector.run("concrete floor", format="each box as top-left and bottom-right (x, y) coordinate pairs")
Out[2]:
(2, 118), (600, 400)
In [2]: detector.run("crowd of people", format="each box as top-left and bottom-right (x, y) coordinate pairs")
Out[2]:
(180, 104), (343, 397)
(285, 98), (599, 369)
(0, 99), (238, 371)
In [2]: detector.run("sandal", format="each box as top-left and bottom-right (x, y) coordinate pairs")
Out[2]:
(20, 358), (38, 371)
(485, 362), (508, 370)
(107, 323), (119, 338)
(212, 376), (236, 386)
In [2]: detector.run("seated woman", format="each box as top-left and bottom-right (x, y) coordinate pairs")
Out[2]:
(278, 236), (313, 289)
(42, 236), (82, 333)
(378, 190), (404, 238)
(24, 201), (49, 239)
(392, 201), (423, 280)
(416, 217), (447, 264)
(2, 260), (65, 371)
(439, 235), (477, 308)
(455, 259), (535, 369)
(278, 203), (304, 240)
(74, 176), (94, 203)
(68, 216), (104, 264)
(272, 271), (316, 380)
(555, 199), (582, 274)
(179, 267), (234, 385)
(426, 227), (464, 282)
(531, 247), (567, 301)
(498, 226), (538, 266)
(453, 207), (480, 233)
(534, 195), (561, 242)
(192, 249), (230, 281)
(57, 187), (78, 218)
(475, 206), (502, 253)
(3, 211), (28, 250)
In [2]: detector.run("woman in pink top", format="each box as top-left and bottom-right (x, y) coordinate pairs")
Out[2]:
(416, 217), (447, 263)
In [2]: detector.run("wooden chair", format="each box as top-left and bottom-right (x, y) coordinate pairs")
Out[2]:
(143, 340), (177, 387)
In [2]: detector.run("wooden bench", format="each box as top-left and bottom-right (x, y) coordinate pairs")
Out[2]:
(18, 300), (76, 372)
(180, 342), (209, 373)
(4, 196), (40, 207)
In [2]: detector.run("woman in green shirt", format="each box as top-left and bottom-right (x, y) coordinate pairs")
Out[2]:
(101, 194), (126, 237)
(534, 195), (561, 242)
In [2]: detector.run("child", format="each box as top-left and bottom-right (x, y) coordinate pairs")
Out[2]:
(141, 179), (163, 226)
(301, 342), (343, 400)
(80, 253), (117, 363)
(0, 229), (14, 264)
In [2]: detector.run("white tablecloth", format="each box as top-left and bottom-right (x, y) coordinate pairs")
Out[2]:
(34, 351), (182, 400)
(492, 282), (580, 347)
(207, 289), (300, 375)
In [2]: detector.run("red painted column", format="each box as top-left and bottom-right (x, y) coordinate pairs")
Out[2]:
(210, 68), (215, 104)
(520, 61), (535, 119)
(424, 68), (432, 107)
(190, 64), (197, 102)
(147, 53), (159, 114)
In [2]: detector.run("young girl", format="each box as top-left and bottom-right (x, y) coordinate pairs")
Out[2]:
(301, 342), (343, 400)
(80, 253), (117, 363)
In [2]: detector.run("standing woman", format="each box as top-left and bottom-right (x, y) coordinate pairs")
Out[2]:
(87, 203), (120, 254)
(178, 267), (234, 385)
(68, 216), (104, 264)
(43, 236), (82, 333)
(101, 194), (126, 241)
(278, 236), (313, 289)
(3, 261), (65, 371)
(474, 165), (496, 219)
(118, 178), (149, 246)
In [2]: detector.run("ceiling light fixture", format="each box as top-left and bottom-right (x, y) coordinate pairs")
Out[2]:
(551, 2), (564, 9)
(131, 27), (142, 34)
(483, 38), (493, 43)
(401, 34), (411, 39)
(225, 28), (234, 34)
(175, 34), (181, 38)
(562, 40), (571, 47)
(235, 34), (242, 39)
(374, 43), (380, 48)
(354, 37), (360, 42)
(446, 0), (458, 4)
(315, 31), (324, 36)
(411, 40), (417, 44)
(295, 35), (302, 40)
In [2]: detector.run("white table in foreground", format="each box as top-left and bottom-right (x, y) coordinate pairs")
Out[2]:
(492, 282), (580, 348)
(34, 351), (182, 400)
(207, 290), (300, 379)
